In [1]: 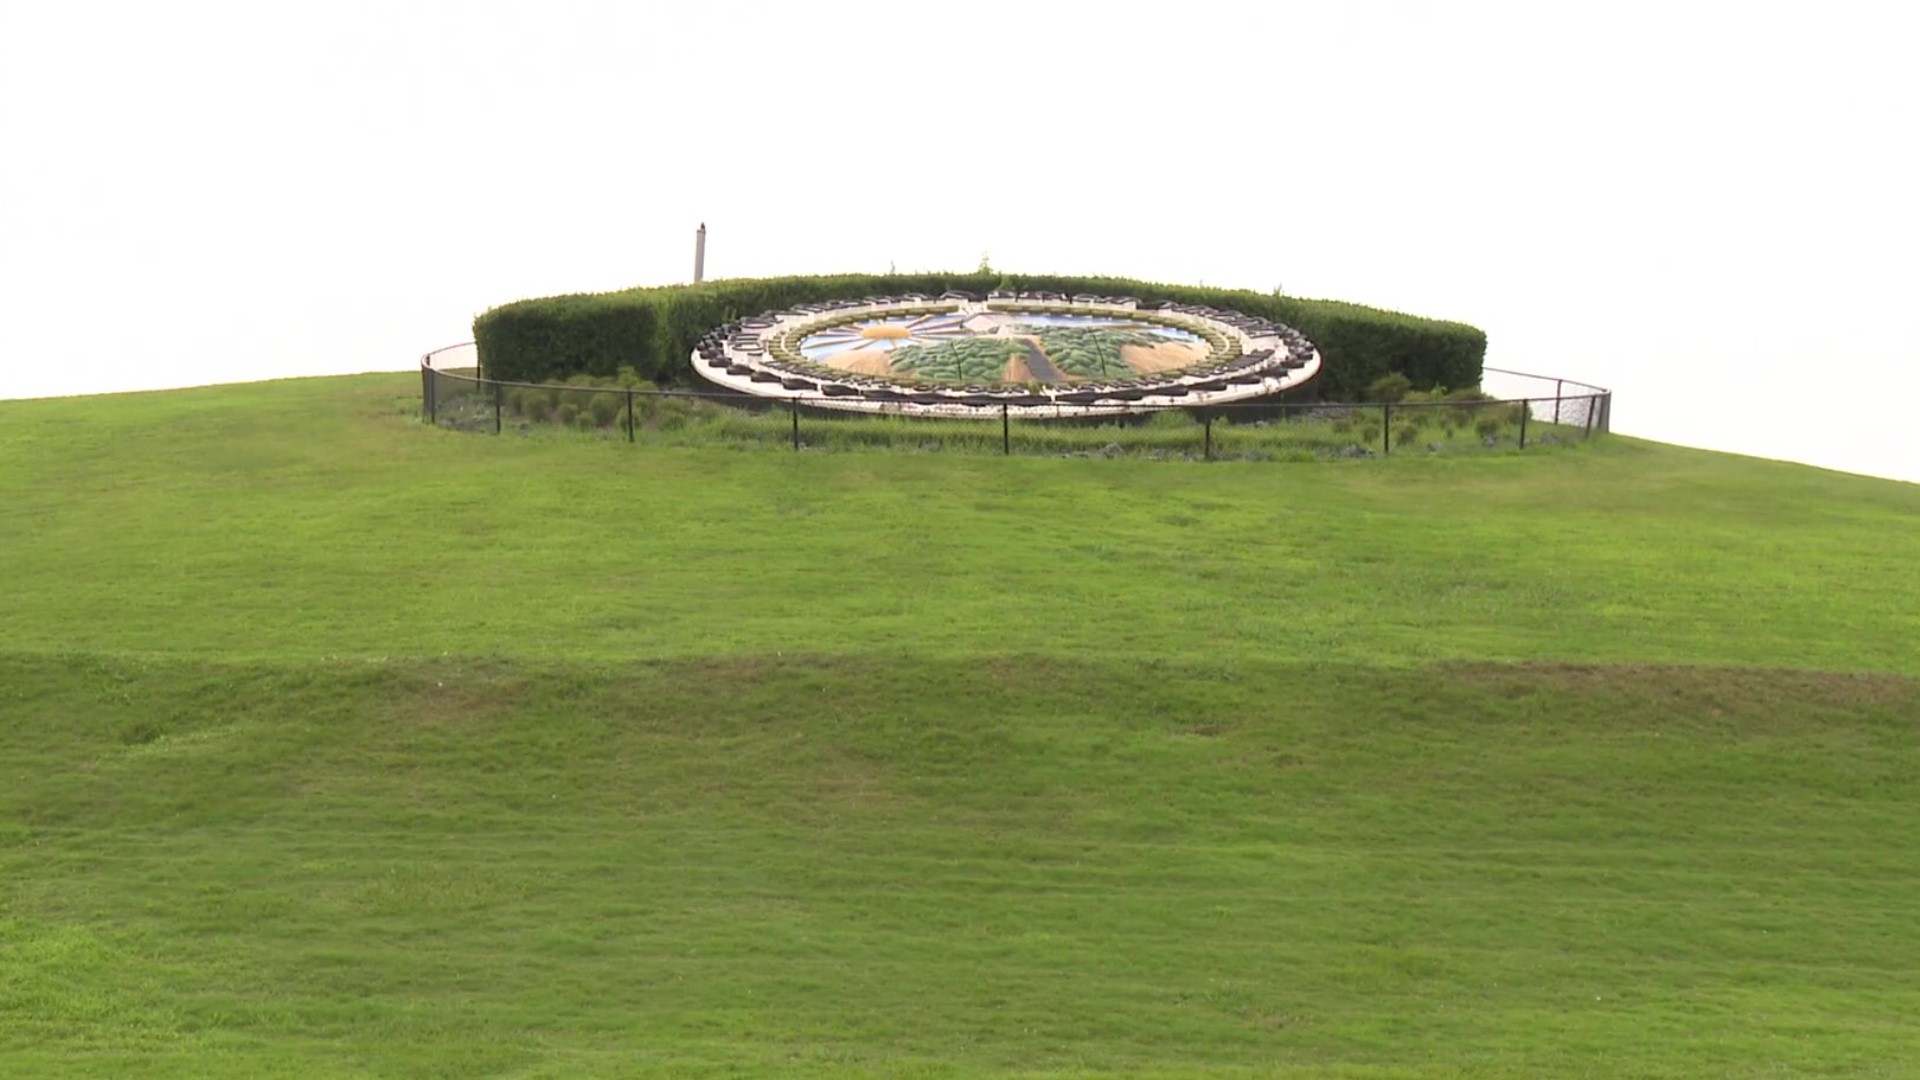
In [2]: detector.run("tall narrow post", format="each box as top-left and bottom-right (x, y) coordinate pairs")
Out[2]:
(1382, 403), (1391, 456)
(626, 388), (635, 443)
(1519, 402), (1530, 449)
(1001, 402), (1010, 455)
(1583, 395), (1596, 439)
(693, 223), (707, 284)
(1204, 416), (1213, 461)
(1554, 379), (1564, 425)
(494, 382), (503, 434)
(790, 396), (799, 451)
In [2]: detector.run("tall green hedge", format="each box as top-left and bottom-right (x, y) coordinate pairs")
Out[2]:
(472, 273), (1486, 401)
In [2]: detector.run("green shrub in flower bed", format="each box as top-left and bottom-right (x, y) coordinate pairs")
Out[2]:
(500, 372), (651, 430)
(588, 394), (622, 428)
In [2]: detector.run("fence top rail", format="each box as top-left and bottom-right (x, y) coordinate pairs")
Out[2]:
(1482, 366), (1610, 395)
(423, 342), (478, 364)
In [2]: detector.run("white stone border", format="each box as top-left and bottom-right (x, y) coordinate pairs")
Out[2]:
(689, 294), (1322, 418)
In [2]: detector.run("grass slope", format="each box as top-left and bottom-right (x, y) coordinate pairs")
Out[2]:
(2, 375), (1918, 1078)
(1, 376), (1914, 670)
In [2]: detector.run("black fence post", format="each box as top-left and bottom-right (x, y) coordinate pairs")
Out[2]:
(1204, 415), (1213, 461)
(1382, 402), (1391, 457)
(427, 368), (437, 426)
(494, 382), (503, 434)
(1518, 401), (1530, 449)
(1001, 401), (1010, 455)
(1583, 394), (1596, 440)
(625, 388), (635, 443)
(1554, 379), (1564, 425)
(420, 362), (431, 420)
(790, 396), (800, 451)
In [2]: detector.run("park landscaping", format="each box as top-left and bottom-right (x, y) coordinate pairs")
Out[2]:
(2, 372), (1917, 1078)
(432, 373), (1545, 460)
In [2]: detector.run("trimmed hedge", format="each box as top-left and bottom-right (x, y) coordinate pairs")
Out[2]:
(473, 273), (1486, 401)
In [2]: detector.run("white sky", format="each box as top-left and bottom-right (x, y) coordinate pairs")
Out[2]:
(2, 0), (1915, 482)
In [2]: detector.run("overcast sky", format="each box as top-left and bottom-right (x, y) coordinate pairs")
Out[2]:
(2, 0), (1915, 482)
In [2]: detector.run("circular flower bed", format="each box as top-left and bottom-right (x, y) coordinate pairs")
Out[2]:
(691, 290), (1320, 417)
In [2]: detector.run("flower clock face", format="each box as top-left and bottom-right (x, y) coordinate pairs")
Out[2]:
(693, 294), (1322, 416)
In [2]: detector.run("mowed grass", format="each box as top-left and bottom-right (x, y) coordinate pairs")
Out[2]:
(0, 375), (1915, 670)
(2, 374), (1919, 1078)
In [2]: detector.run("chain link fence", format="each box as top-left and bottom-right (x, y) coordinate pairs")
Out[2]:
(421, 344), (1610, 461)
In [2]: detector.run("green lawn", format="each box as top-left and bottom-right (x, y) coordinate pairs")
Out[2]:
(2, 374), (1917, 1078)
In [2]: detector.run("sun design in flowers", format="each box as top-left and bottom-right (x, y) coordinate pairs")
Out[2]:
(800, 314), (974, 375)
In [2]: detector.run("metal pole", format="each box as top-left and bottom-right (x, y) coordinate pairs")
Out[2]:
(1001, 402), (1010, 455)
(428, 368), (437, 426)
(1583, 394), (1596, 440)
(494, 382), (503, 434)
(1518, 401), (1530, 449)
(1554, 379), (1564, 425)
(790, 396), (800, 451)
(420, 363), (431, 420)
(626, 388), (635, 442)
(694, 223), (707, 284)
(1204, 415), (1213, 461)
(1382, 403), (1391, 456)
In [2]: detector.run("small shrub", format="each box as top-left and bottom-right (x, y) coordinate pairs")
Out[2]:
(1366, 372), (1413, 403)
(1358, 422), (1382, 447)
(655, 397), (695, 431)
(1439, 388), (1492, 424)
(588, 394), (621, 427)
(554, 402), (580, 426)
(1475, 416), (1502, 440)
(522, 395), (553, 422)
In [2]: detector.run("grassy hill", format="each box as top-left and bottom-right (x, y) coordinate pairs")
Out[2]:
(2, 374), (1917, 1078)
